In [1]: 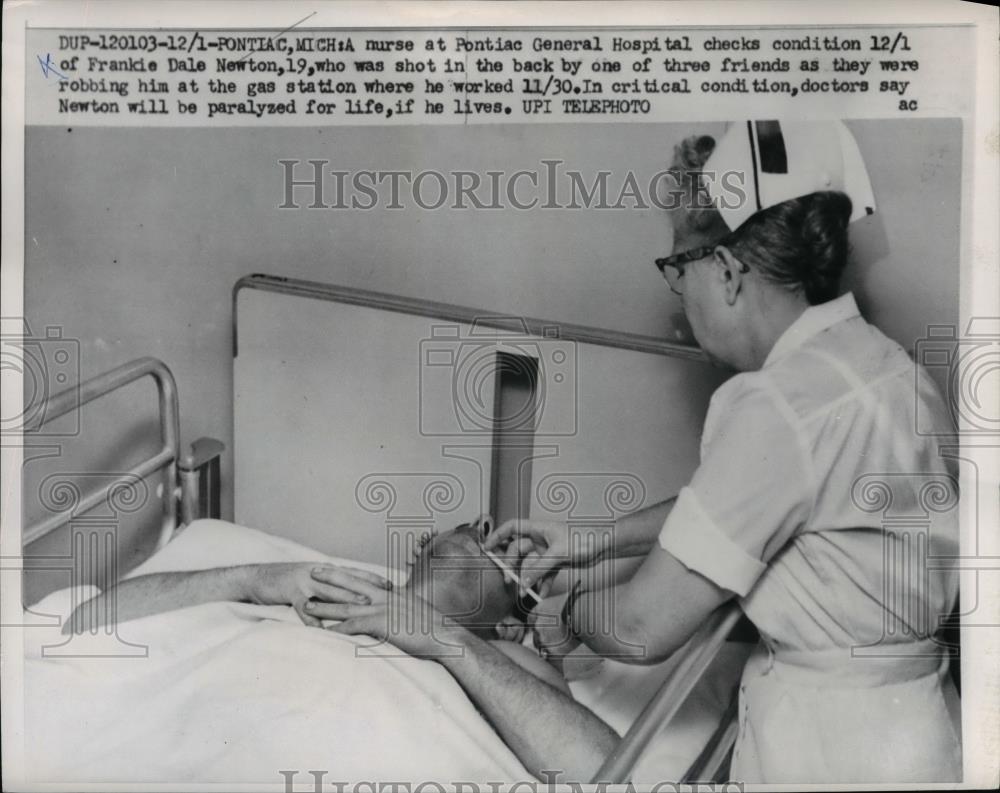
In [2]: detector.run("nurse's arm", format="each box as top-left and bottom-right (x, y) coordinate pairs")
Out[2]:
(490, 497), (677, 590)
(568, 544), (731, 664)
(600, 496), (678, 558)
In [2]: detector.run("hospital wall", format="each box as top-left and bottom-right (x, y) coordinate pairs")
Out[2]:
(22, 119), (962, 597)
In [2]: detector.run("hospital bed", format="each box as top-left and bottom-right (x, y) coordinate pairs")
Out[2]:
(20, 277), (750, 785)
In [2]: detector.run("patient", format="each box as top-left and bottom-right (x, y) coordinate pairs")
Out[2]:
(62, 515), (567, 690)
(400, 516), (569, 691)
(406, 516), (526, 638)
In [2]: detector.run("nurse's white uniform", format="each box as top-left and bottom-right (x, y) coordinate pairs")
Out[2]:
(659, 293), (962, 783)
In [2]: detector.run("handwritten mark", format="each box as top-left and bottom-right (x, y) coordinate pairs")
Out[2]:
(37, 53), (67, 80)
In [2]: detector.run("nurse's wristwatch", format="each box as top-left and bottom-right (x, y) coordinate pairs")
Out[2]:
(559, 579), (585, 638)
(534, 579), (584, 661)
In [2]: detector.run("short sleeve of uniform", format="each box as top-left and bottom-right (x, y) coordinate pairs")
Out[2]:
(659, 376), (813, 596)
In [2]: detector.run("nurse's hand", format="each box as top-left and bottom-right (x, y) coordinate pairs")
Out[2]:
(485, 519), (610, 592)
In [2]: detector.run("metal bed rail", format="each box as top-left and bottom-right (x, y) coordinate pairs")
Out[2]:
(22, 357), (223, 549)
(592, 603), (745, 784)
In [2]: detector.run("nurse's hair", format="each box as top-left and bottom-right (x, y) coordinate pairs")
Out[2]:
(668, 134), (854, 305)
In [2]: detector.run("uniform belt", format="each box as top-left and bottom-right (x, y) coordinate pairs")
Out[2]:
(746, 639), (948, 688)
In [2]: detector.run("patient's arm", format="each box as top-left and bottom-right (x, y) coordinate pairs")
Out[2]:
(316, 592), (619, 782)
(490, 639), (570, 694)
(62, 564), (390, 634)
(443, 632), (618, 781)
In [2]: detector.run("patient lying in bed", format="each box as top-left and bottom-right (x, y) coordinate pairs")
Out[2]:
(32, 518), (747, 784)
(30, 519), (538, 783)
(63, 515), (567, 691)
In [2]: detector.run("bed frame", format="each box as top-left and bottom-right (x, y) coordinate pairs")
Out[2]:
(22, 339), (741, 784)
(22, 356), (224, 549)
(596, 603), (743, 783)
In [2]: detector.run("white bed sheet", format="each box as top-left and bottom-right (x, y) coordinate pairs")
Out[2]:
(24, 519), (749, 786)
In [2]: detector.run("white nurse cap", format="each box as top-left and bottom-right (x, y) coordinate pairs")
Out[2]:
(701, 120), (876, 231)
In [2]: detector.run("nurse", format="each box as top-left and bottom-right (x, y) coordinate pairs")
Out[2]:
(487, 119), (962, 782)
(322, 120), (962, 783)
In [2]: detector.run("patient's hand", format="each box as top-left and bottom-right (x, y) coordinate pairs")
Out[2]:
(251, 563), (392, 627)
(308, 589), (467, 658)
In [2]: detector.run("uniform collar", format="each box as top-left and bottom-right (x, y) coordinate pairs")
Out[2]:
(763, 292), (861, 368)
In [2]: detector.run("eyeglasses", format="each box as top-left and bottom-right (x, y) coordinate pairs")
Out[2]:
(654, 245), (717, 296)
(654, 245), (750, 296)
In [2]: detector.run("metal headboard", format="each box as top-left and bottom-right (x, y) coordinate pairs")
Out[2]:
(232, 273), (709, 361)
(22, 357), (223, 550)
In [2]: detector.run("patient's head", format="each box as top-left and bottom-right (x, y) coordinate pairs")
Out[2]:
(405, 516), (518, 639)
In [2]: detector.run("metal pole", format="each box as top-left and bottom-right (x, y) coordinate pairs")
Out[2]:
(591, 604), (744, 784)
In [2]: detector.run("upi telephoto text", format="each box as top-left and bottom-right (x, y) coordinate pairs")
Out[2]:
(28, 27), (952, 125)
